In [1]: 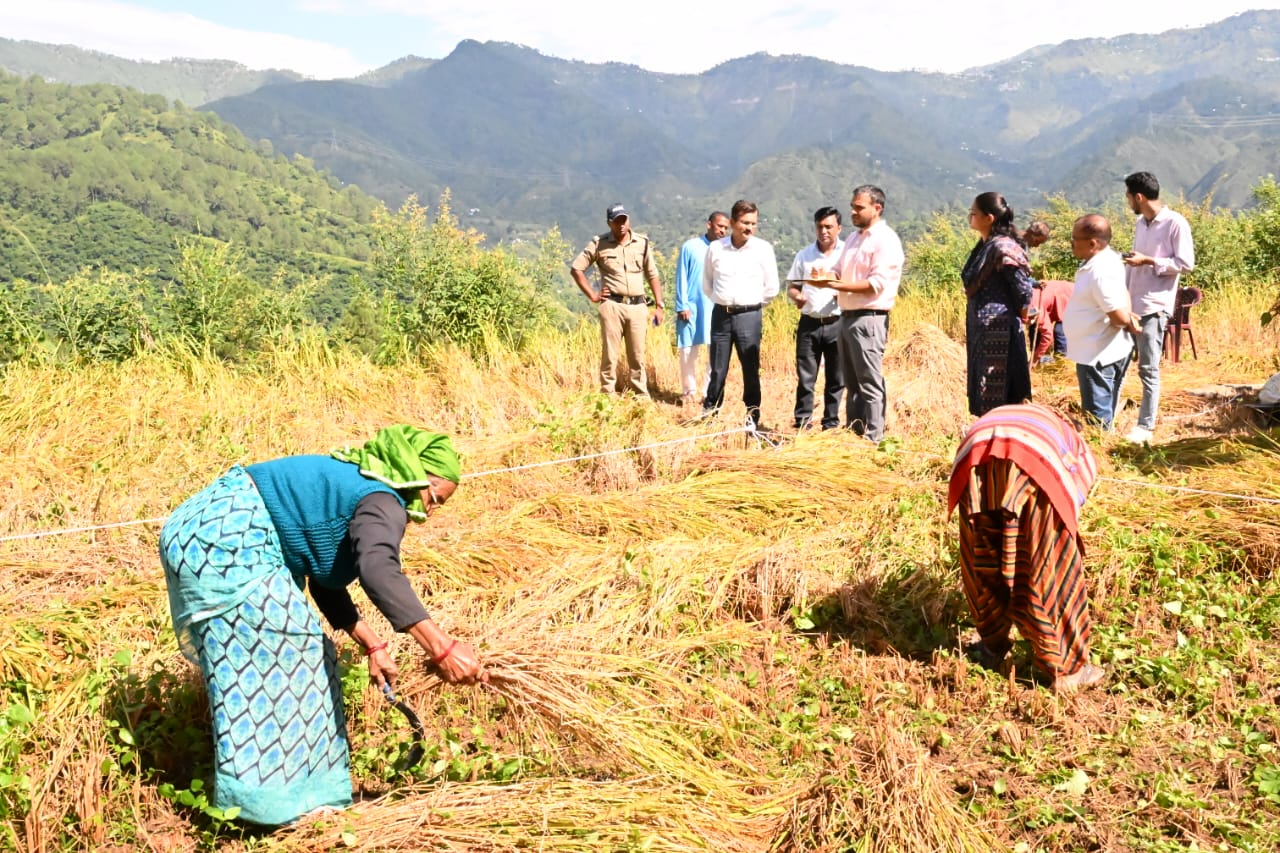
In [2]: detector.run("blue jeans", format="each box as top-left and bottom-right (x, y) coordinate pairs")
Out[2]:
(1132, 313), (1168, 430)
(1076, 353), (1131, 430)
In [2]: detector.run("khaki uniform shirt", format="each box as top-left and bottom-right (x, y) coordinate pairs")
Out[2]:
(572, 231), (658, 298)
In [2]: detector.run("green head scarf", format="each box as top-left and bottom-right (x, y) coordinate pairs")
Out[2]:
(331, 425), (461, 522)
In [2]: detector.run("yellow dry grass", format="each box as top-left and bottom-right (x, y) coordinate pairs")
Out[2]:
(2, 286), (1279, 852)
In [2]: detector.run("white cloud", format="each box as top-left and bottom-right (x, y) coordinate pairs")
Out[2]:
(5, 0), (1280, 79)
(4, 1), (371, 78)
(284, 0), (1280, 74)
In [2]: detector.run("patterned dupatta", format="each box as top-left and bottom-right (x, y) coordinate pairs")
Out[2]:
(961, 234), (1030, 298)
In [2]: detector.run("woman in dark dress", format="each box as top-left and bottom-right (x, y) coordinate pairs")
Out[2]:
(961, 192), (1035, 416)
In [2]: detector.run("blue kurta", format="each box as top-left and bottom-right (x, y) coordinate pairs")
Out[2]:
(675, 235), (714, 347)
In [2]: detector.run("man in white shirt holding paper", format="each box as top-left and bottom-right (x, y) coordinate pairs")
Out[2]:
(810, 185), (904, 442)
(785, 206), (845, 430)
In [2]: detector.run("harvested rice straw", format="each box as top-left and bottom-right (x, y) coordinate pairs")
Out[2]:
(774, 713), (1003, 852)
(445, 640), (774, 800)
(883, 323), (969, 438)
(1089, 432), (1280, 570)
(275, 779), (793, 852)
(522, 449), (910, 542)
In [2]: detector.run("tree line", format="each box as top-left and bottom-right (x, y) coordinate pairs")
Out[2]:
(0, 193), (568, 365)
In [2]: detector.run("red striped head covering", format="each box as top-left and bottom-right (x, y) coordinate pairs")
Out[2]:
(947, 404), (1098, 535)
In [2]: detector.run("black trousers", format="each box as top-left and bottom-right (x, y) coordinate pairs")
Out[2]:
(793, 314), (844, 429)
(703, 304), (762, 423)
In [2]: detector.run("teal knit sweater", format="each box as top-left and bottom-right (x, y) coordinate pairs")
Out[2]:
(246, 455), (406, 589)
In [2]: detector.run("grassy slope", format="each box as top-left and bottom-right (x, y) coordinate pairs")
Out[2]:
(1, 290), (1279, 851)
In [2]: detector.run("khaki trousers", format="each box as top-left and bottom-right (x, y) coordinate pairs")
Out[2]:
(598, 299), (649, 395)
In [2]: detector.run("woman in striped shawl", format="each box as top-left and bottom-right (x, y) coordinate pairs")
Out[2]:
(947, 404), (1106, 691)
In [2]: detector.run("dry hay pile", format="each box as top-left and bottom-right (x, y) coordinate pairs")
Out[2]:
(260, 437), (988, 852)
(884, 323), (968, 438)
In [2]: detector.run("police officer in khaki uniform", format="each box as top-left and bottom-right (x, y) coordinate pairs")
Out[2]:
(570, 204), (666, 396)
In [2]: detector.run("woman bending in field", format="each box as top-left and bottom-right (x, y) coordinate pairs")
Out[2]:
(160, 425), (487, 824)
(948, 404), (1106, 692)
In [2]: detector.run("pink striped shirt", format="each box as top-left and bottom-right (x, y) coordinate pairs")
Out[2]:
(833, 219), (904, 312)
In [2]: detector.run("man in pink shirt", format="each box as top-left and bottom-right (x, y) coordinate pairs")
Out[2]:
(1121, 171), (1195, 445)
(808, 185), (904, 441)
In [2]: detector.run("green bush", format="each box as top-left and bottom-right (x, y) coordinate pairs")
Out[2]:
(902, 211), (971, 295)
(370, 192), (554, 360)
(163, 237), (312, 360)
(41, 267), (151, 362)
(0, 279), (43, 363)
(1246, 176), (1280, 289)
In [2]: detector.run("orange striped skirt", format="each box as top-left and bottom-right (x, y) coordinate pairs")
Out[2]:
(956, 458), (1092, 678)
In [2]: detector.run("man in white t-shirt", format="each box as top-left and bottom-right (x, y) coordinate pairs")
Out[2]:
(1063, 214), (1138, 430)
(785, 206), (845, 430)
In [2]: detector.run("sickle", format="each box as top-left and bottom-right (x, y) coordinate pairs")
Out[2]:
(381, 683), (426, 772)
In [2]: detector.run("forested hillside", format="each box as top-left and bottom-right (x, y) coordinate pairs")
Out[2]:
(0, 38), (303, 106)
(0, 73), (379, 287)
(8, 12), (1280, 254)
(200, 10), (1280, 248)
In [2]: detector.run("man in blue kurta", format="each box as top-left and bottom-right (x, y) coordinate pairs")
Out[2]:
(675, 211), (729, 403)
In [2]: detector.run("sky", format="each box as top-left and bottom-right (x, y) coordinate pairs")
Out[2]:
(5, 1), (1280, 79)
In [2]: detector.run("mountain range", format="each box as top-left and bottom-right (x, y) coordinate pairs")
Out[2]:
(4, 11), (1280, 254)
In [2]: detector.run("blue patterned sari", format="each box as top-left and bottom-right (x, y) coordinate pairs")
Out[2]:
(159, 466), (352, 825)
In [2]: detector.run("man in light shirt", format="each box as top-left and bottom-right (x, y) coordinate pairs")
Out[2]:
(700, 199), (781, 428)
(674, 211), (729, 404)
(785, 206), (845, 430)
(1063, 214), (1137, 430)
(1121, 171), (1195, 444)
(810, 185), (904, 442)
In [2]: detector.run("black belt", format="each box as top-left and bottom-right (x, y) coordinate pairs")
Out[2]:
(842, 309), (889, 318)
(802, 314), (841, 326)
(607, 293), (648, 305)
(721, 303), (761, 314)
